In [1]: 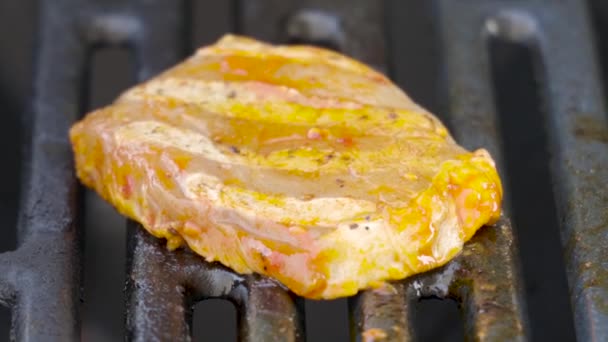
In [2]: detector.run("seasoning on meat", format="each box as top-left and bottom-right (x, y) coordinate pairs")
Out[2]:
(69, 35), (503, 299)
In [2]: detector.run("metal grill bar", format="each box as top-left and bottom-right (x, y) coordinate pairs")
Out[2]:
(127, 225), (305, 342)
(349, 283), (412, 340)
(0, 0), (85, 339)
(407, 220), (526, 341)
(239, 0), (387, 71)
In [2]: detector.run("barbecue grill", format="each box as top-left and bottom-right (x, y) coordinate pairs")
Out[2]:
(0, 0), (606, 341)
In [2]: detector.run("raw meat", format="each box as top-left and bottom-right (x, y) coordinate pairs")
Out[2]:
(70, 35), (502, 299)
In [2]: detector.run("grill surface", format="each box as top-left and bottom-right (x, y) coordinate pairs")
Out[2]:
(0, 0), (606, 341)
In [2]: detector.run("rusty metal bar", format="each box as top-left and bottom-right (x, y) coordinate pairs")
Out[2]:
(349, 283), (412, 341)
(452, 219), (527, 340)
(237, 277), (305, 342)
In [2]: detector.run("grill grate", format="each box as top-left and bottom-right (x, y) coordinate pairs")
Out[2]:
(0, 0), (606, 341)
(436, 1), (608, 339)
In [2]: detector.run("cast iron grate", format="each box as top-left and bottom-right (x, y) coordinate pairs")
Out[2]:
(0, 0), (606, 341)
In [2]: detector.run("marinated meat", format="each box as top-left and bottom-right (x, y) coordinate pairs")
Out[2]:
(69, 35), (502, 299)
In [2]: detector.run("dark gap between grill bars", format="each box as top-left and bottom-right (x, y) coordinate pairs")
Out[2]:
(192, 299), (238, 342)
(0, 0), (34, 257)
(413, 297), (464, 342)
(488, 37), (577, 342)
(589, 0), (608, 120)
(285, 37), (341, 53)
(305, 299), (350, 341)
(191, 0), (236, 53)
(0, 306), (9, 341)
(385, 0), (444, 118)
(0, 2), (30, 255)
(82, 47), (135, 342)
(0, 86), (20, 253)
(0, 68), (21, 339)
